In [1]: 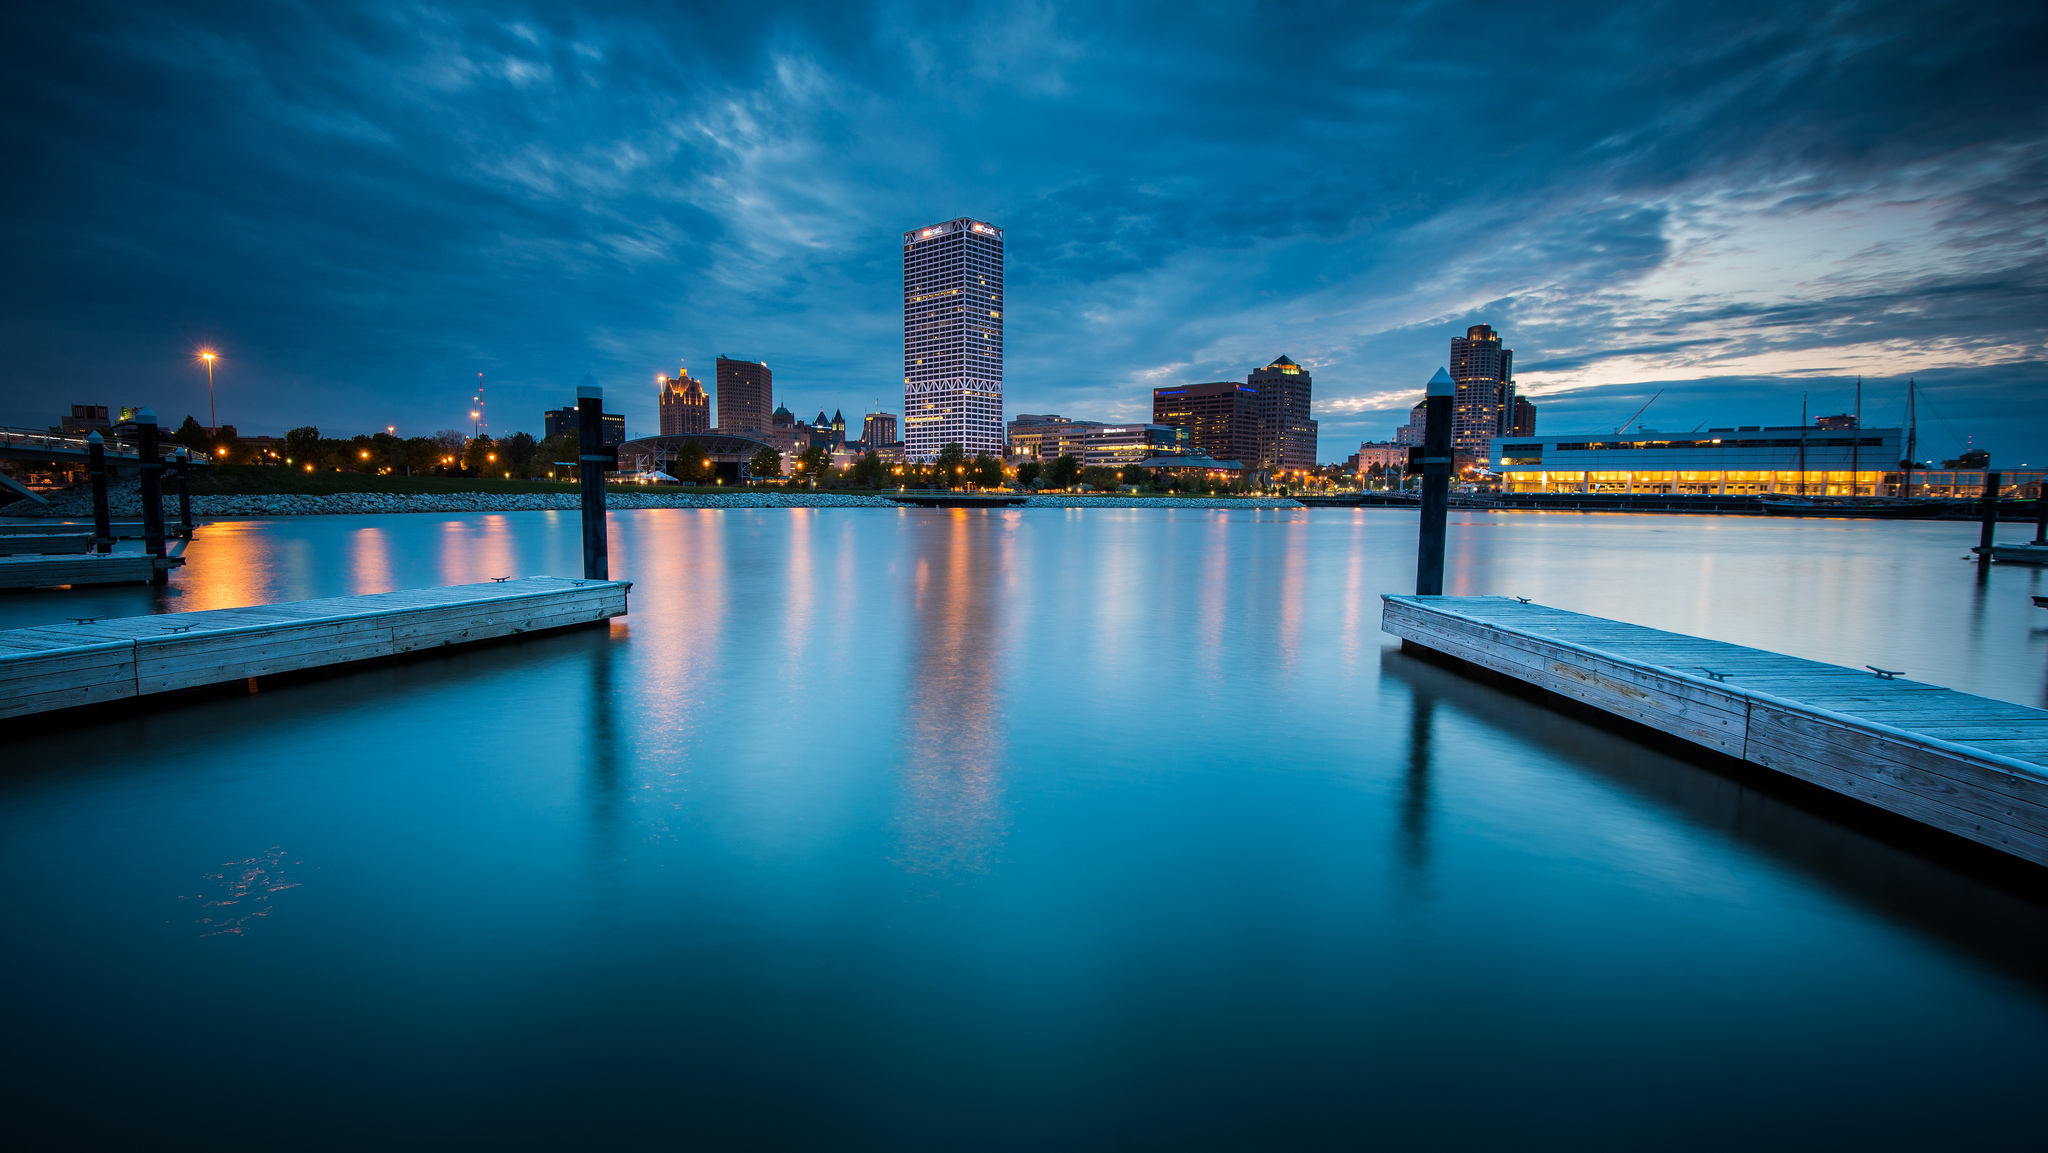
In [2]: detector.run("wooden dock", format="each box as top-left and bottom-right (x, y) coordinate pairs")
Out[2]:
(0, 576), (628, 719)
(0, 552), (182, 589)
(1382, 595), (2048, 867)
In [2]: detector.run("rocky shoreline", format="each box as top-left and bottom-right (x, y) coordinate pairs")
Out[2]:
(2, 483), (1303, 519)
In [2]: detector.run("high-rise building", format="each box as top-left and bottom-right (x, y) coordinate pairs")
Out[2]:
(1450, 325), (1515, 458)
(543, 407), (625, 446)
(716, 356), (772, 433)
(1510, 396), (1537, 438)
(1248, 355), (1318, 473)
(903, 218), (1004, 459)
(658, 362), (709, 435)
(863, 412), (898, 448)
(1393, 401), (1427, 447)
(1153, 382), (1259, 464)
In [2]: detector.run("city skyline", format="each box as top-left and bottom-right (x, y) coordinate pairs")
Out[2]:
(2, 2), (2042, 464)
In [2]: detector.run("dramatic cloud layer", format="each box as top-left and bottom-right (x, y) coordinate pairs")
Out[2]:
(4, 0), (2044, 461)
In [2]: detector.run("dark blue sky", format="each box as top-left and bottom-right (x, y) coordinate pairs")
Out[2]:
(5, 0), (2044, 462)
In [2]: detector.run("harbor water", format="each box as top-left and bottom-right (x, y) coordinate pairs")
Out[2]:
(3, 507), (2046, 1149)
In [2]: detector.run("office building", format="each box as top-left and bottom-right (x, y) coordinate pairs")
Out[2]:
(1007, 414), (1184, 467)
(863, 412), (898, 448)
(1354, 442), (1408, 478)
(543, 407), (625, 446)
(1510, 396), (1537, 438)
(1153, 382), (1259, 464)
(59, 405), (111, 436)
(658, 362), (709, 436)
(1393, 402), (1427, 447)
(716, 356), (772, 433)
(903, 217), (1004, 459)
(1491, 426), (1907, 495)
(1248, 355), (1317, 473)
(1450, 325), (1515, 458)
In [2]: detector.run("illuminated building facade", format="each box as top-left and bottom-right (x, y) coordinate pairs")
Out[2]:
(1451, 325), (1515, 458)
(716, 356), (772, 433)
(1006, 414), (1185, 467)
(1153, 382), (1259, 464)
(1248, 355), (1317, 472)
(904, 218), (1004, 459)
(1492, 427), (1908, 495)
(658, 362), (709, 435)
(863, 412), (898, 448)
(543, 407), (625, 446)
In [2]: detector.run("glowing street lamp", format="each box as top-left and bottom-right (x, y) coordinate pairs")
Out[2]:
(199, 351), (218, 433)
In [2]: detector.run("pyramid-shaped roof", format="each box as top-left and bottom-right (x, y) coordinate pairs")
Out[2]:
(773, 402), (791, 416)
(1268, 355), (1298, 367)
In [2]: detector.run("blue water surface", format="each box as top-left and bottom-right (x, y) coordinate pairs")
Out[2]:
(2, 507), (2044, 1150)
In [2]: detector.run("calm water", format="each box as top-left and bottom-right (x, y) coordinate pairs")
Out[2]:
(3, 508), (2046, 1150)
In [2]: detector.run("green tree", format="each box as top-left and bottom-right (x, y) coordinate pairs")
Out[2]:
(795, 444), (830, 485)
(1045, 453), (1080, 489)
(500, 431), (538, 476)
(1123, 465), (1151, 489)
(284, 426), (321, 465)
(1015, 459), (1042, 488)
(404, 437), (439, 476)
(676, 439), (712, 484)
(1079, 465), (1121, 491)
(171, 416), (211, 452)
(850, 450), (886, 488)
(971, 453), (1003, 488)
(748, 445), (783, 480)
(464, 435), (496, 474)
(934, 442), (968, 485)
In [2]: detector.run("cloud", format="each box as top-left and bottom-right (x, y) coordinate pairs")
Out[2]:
(0, 0), (2041, 459)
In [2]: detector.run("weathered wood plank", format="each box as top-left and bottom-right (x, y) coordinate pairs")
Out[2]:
(0, 577), (630, 717)
(1383, 594), (2048, 867)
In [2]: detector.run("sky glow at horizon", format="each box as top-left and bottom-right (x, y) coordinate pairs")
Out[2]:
(2, 0), (2043, 461)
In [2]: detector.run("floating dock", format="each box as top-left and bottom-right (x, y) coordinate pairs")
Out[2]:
(0, 576), (628, 719)
(1382, 595), (2048, 867)
(0, 552), (183, 588)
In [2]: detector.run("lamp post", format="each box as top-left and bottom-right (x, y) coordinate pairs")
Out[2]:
(200, 351), (218, 434)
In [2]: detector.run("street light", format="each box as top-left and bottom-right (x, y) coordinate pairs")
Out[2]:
(199, 351), (218, 434)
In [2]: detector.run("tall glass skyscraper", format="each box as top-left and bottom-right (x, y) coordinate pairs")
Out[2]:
(903, 218), (1004, 460)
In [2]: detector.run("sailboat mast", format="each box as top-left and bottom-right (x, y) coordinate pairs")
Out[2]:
(1852, 377), (1861, 496)
(1799, 392), (1808, 496)
(1904, 379), (1917, 500)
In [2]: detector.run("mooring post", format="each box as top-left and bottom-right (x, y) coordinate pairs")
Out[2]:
(135, 407), (167, 583)
(577, 384), (609, 580)
(1978, 469), (2001, 555)
(174, 447), (194, 538)
(2033, 483), (2046, 544)
(86, 431), (112, 554)
(1415, 367), (1455, 596)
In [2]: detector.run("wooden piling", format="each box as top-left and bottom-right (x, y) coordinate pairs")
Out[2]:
(1979, 470), (2002, 554)
(1414, 368), (1454, 596)
(577, 384), (609, 581)
(134, 408), (167, 584)
(87, 432), (111, 554)
(174, 448), (194, 537)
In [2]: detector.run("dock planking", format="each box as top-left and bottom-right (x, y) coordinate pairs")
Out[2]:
(0, 552), (181, 588)
(0, 576), (629, 718)
(1382, 595), (2048, 867)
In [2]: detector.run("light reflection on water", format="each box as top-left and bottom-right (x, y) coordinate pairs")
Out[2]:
(1, 507), (2046, 1149)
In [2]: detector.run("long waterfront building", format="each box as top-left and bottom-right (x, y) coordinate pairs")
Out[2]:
(1491, 426), (1909, 495)
(1007, 414), (1186, 467)
(903, 218), (1004, 460)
